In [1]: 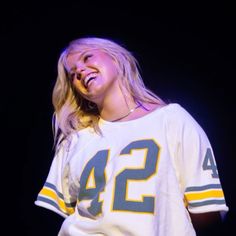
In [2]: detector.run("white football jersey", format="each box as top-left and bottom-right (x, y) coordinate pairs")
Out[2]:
(35, 103), (228, 236)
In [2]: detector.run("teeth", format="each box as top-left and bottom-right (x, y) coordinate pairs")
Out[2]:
(84, 73), (97, 87)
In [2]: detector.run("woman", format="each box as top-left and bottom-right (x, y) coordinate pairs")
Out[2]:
(35, 37), (228, 235)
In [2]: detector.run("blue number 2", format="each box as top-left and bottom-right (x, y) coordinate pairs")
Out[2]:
(78, 139), (160, 216)
(113, 139), (159, 213)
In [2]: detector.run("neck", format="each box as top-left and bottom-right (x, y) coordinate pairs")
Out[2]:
(110, 103), (141, 122)
(98, 95), (138, 122)
(95, 81), (139, 122)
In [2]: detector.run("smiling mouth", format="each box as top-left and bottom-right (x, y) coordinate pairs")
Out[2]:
(86, 77), (96, 88)
(83, 73), (98, 88)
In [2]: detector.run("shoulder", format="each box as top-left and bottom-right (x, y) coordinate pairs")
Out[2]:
(163, 103), (190, 116)
(163, 103), (198, 124)
(137, 102), (195, 125)
(163, 103), (210, 145)
(145, 102), (188, 116)
(161, 103), (206, 135)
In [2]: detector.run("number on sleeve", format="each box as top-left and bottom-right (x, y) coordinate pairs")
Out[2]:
(202, 148), (219, 178)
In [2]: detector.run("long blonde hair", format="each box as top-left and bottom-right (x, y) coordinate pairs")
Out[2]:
(52, 37), (165, 146)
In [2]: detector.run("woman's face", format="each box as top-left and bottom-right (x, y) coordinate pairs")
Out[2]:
(66, 49), (120, 104)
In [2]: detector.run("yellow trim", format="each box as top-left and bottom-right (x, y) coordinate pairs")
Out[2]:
(39, 187), (74, 214)
(85, 167), (96, 189)
(111, 138), (161, 214)
(185, 189), (224, 201)
(96, 149), (110, 216)
(124, 148), (158, 204)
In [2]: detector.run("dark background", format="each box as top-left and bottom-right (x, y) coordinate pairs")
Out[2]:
(1, 1), (235, 235)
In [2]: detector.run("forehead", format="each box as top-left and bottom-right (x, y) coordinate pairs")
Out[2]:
(64, 49), (100, 70)
(65, 48), (115, 72)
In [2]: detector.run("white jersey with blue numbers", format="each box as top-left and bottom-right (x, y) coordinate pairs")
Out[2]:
(35, 103), (228, 236)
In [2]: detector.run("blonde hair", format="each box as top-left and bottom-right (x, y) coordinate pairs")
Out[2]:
(52, 37), (165, 146)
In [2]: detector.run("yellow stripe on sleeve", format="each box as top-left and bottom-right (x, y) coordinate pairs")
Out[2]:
(185, 189), (224, 202)
(39, 187), (75, 215)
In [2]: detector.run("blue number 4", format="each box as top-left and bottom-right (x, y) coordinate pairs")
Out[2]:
(78, 139), (160, 216)
(202, 148), (219, 178)
(78, 150), (109, 216)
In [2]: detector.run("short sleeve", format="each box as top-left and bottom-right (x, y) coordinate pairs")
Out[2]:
(166, 103), (229, 214)
(35, 140), (77, 218)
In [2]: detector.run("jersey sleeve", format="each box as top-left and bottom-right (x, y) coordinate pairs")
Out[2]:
(34, 140), (77, 218)
(166, 103), (229, 214)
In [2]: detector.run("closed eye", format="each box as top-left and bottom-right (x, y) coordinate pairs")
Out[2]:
(68, 72), (81, 80)
(83, 54), (93, 62)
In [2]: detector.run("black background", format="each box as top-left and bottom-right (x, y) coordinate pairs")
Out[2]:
(1, 1), (235, 235)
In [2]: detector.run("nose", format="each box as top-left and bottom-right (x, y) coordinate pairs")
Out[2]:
(74, 62), (86, 80)
(75, 61), (86, 73)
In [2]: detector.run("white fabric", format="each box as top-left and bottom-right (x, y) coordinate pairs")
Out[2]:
(35, 103), (228, 236)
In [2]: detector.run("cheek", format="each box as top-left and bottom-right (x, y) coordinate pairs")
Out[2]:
(102, 60), (119, 78)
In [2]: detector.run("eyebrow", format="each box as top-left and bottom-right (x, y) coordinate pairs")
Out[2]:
(65, 50), (94, 73)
